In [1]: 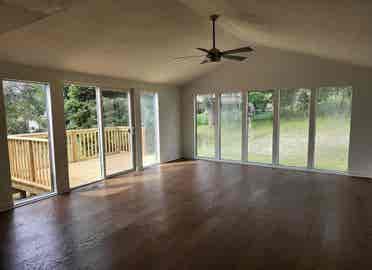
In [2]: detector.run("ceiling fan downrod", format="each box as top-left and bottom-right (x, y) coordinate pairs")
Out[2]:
(210, 14), (219, 49)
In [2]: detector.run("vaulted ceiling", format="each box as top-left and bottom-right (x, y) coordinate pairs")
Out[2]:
(0, 0), (371, 85)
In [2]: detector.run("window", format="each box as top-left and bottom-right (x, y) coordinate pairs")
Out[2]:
(194, 86), (351, 173)
(220, 93), (242, 160)
(3, 80), (55, 202)
(141, 92), (159, 167)
(314, 87), (352, 171)
(102, 90), (134, 175)
(196, 94), (216, 158)
(279, 88), (310, 167)
(247, 91), (274, 163)
(64, 84), (102, 188)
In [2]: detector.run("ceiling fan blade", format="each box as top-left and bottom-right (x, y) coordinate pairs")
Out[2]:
(200, 59), (210, 64)
(222, 55), (247, 61)
(222, 46), (253, 55)
(197, 48), (210, 53)
(174, 55), (205, 60)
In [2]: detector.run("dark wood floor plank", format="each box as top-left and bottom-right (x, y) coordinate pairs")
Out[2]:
(1, 160), (372, 270)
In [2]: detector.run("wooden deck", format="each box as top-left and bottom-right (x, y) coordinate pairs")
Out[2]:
(69, 151), (132, 188)
(8, 126), (134, 198)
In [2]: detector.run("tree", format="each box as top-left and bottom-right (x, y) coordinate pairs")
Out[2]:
(64, 85), (97, 129)
(249, 91), (272, 112)
(4, 81), (48, 134)
(102, 92), (129, 127)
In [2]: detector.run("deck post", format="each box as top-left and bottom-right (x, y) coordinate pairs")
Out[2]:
(71, 132), (78, 162)
(28, 140), (36, 182)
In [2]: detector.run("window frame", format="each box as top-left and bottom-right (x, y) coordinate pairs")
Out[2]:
(140, 91), (160, 168)
(219, 91), (243, 162)
(193, 87), (353, 174)
(194, 93), (218, 160)
(1, 79), (58, 206)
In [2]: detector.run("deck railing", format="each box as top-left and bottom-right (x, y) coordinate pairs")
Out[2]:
(8, 126), (132, 194)
(8, 136), (51, 192)
(66, 127), (131, 162)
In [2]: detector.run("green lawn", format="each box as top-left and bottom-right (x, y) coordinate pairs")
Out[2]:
(197, 117), (350, 171)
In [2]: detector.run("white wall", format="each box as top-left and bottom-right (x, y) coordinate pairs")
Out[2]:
(158, 88), (182, 162)
(0, 61), (182, 211)
(181, 46), (372, 178)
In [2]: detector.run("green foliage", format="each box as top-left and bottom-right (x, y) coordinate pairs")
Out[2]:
(197, 112), (209, 125)
(102, 92), (129, 127)
(317, 86), (352, 118)
(280, 88), (310, 119)
(249, 91), (272, 112)
(64, 85), (98, 129)
(4, 81), (48, 134)
(252, 111), (273, 121)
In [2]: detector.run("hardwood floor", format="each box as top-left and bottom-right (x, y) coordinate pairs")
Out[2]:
(1, 160), (372, 270)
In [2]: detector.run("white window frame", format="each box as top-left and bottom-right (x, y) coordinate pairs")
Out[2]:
(219, 91), (244, 162)
(64, 83), (138, 189)
(99, 88), (136, 178)
(193, 87), (353, 176)
(1, 79), (58, 207)
(194, 93), (218, 160)
(139, 91), (160, 169)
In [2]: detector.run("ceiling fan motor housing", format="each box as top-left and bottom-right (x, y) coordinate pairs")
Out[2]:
(207, 48), (221, 62)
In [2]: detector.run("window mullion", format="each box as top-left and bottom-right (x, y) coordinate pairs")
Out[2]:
(307, 88), (317, 169)
(272, 89), (280, 165)
(96, 87), (106, 178)
(215, 93), (221, 160)
(241, 92), (248, 161)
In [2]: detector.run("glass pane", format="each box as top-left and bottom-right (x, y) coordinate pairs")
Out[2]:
(64, 84), (101, 188)
(141, 92), (159, 166)
(279, 88), (310, 167)
(3, 80), (54, 202)
(196, 94), (215, 158)
(102, 90), (133, 175)
(220, 93), (242, 160)
(314, 86), (352, 171)
(248, 91), (273, 163)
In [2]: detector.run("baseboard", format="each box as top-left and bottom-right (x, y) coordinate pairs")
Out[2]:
(163, 158), (188, 163)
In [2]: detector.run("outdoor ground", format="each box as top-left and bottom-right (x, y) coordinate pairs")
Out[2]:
(197, 117), (350, 171)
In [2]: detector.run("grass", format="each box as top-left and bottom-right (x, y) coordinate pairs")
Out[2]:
(197, 116), (350, 171)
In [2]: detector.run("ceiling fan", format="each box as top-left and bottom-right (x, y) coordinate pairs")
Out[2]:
(175, 14), (254, 64)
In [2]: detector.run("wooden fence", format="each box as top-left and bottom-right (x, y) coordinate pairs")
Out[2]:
(8, 126), (132, 194)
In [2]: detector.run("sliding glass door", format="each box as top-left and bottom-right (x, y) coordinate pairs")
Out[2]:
(64, 84), (102, 188)
(220, 93), (242, 160)
(279, 88), (310, 167)
(2, 80), (55, 202)
(314, 87), (352, 171)
(140, 92), (160, 167)
(195, 94), (216, 158)
(102, 90), (134, 175)
(247, 91), (274, 163)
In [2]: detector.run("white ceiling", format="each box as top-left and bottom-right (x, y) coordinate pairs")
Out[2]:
(0, 0), (371, 85)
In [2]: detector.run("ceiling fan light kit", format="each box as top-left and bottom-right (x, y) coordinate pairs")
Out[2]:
(175, 14), (254, 64)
